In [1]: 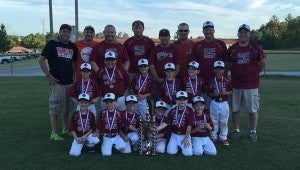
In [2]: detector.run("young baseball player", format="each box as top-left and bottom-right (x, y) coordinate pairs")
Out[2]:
(130, 59), (155, 120)
(155, 91), (194, 156)
(69, 93), (100, 156)
(67, 63), (101, 116)
(147, 100), (169, 153)
(182, 61), (205, 107)
(207, 61), (232, 145)
(97, 51), (131, 111)
(190, 96), (216, 155)
(95, 93), (126, 156)
(158, 62), (182, 115)
(119, 95), (141, 153)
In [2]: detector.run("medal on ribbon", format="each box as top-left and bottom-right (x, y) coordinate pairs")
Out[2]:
(106, 109), (116, 131)
(79, 109), (89, 132)
(214, 76), (223, 102)
(126, 110), (136, 125)
(81, 78), (90, 94)
(105, 66), (116, 89)
(189, 76), (198, 96)
(138, 74), (148, 94)
(175, 106), (186, 128)
(166, 79), (175, 101)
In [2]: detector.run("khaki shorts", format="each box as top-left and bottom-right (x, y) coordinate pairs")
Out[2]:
(49, 84), (73, 115)
(232, 88), (260, 113)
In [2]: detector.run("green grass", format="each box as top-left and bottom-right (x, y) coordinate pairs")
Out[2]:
(0, 57), (40, 70)
(0, 76), (299, 169)
(265, 53), (300, 71)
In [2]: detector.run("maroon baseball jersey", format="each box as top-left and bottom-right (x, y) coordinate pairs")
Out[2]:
(149, 44), (181, 79)
(69, 110), (96, 137)
(130, 74), (155, 95)
(193, 39), (227, 83)
(96, 109), (123, 134)
(96, 66), (130, 97)
(154, 115), (169, 138)
(191, 112), (213, 137)
(120, 110), (141, 134)
(158, 78), (182, 105)
(227, 42), (264, 89)
(182, 75), (205, 103)
(164, 106), (195, 134)
(207, 76), (232, 101)
(90, 41), (130, 69)
(67, 78), (101, 102)
(123, 36), (155, 74)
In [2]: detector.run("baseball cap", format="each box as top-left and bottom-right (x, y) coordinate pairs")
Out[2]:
(105, 51), (116, 60)
(80, 63), (92, 71)
(84, 25), (95, 32)
(188, 61), (200, 69)
(60, 24), (71, 31)
(159, 29), (170, 36)
(192, 96), (205, 104)
(176, 91), (188, 99)
(155, 101), (167, 109)
(214, 60), (225, 68)
(138, 59), (149, 67)
(164, 62), (175, 70)
(78, 93), (90, 101)
(203, 21), (214, 29)
(103, 93), (116, 102)
(238, 24), (250, 32)
(125, 95), (138, 103)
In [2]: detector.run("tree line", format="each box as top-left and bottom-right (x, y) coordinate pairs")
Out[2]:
(0, 14), (299, 53)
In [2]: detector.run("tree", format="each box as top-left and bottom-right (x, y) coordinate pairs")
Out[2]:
(0, 23), (11, 53)
(22, 33), (45, 50)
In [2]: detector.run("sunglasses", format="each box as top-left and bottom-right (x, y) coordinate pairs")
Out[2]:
(179, 30), (189, 33)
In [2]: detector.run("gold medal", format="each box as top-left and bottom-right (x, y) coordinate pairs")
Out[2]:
(109, 85), (114, 89)
(219, 97), (223, 102)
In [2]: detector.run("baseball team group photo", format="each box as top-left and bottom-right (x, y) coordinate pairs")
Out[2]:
(1, 3), (300, 169)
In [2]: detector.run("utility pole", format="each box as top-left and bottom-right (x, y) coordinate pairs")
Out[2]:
(75, 0), (79, 41)
(49, 0), (53, 39)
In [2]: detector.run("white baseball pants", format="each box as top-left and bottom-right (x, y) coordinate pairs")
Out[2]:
(192, 136), (217, 155)
(101, 134), (126, 156)
(210, 100), (229, 140)
(167, 133), (193, 156)
(123, 132), (139, 153)
(69, 133), (100, 156)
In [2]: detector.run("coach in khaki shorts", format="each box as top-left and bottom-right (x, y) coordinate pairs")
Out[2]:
(227, 24), (265, 142)
(39, 24), (78, 141)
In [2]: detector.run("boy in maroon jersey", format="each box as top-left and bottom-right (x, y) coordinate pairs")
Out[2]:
(207, 61), (232, 145)
(182, 61), (205, 107)
(69, 93), (100, 156)
(67, 63), (101, 116)
(155, 91), (194, 156)
(190, 96), (216, 156)
(158, 62), (182, 115)
(97, 51), (130, 111)
(147, 100), (169, 153)
(119, 95), (141, 153)
(130, 59), (154, 120)
(95, 93), (126, 156)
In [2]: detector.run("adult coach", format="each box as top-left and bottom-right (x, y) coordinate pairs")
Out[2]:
(74, 25), (98, 80)
(227, 24), (265, 142)
(89, 25), (130, 73)
(173, 23), (195, 78)
(39, 24), (78, 141)
(124, 20), (155, 78)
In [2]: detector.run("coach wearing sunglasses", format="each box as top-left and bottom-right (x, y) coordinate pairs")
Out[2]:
(173, 23), (196, 78)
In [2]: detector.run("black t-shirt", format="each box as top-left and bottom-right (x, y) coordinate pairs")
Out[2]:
(41, 40), (78, 85)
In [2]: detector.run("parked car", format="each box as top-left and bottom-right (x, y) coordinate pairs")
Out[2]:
(0, 56), (13, 64)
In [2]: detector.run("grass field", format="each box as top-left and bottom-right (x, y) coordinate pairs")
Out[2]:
(0, 76), (299, 169)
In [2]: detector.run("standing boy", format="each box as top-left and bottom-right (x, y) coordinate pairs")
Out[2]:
(130, 59), (154, 120)
(97, 51), (130, 111)
(155, 91), (194, 156)
(191, 96), (216, 155)
(69, 93), (100, 156)
(67, 63), (101, 116)
(95, 93), (126, 156)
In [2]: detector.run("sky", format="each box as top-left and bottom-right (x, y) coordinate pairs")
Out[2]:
(1, 0), (300, 39)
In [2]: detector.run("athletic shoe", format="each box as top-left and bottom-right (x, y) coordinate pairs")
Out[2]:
(61, 129), (72, 136)
(249, 132), (257, 142)
(230, 130), (241, 140)
(50, 133), (64, 141)
(221, 140), (229, 146)
(87, 147), (95, 153)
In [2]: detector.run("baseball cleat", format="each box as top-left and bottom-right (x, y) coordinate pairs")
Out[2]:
(221, 140), (229, 146)
(50, 133), (64, 141)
